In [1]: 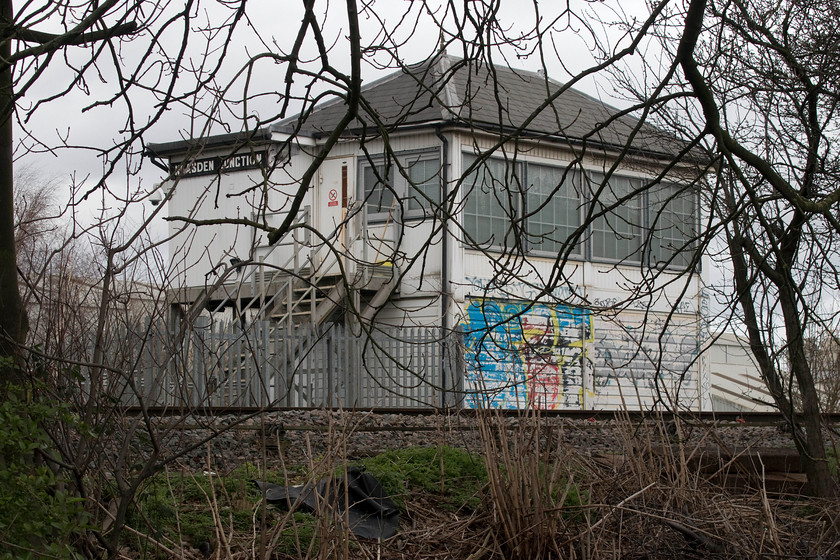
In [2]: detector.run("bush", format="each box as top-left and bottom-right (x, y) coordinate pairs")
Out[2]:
(0, 387), (85, 559)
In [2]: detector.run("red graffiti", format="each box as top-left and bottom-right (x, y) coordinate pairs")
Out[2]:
(520, 316), (561, 409)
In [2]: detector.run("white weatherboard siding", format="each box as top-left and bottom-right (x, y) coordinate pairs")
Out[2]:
(707, 333), (774, 412)
(457, 279), (704, 411)
(155, 56), (723, 411)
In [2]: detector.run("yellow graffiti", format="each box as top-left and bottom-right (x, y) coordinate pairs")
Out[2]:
(464, 298), (595, 410)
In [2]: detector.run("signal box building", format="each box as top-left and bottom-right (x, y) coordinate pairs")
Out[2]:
(148, 55), (710, 411)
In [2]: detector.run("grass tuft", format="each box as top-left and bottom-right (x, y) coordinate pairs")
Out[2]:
(358, 445), (487, 511)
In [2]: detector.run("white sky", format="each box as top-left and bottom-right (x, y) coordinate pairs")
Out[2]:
(15, 0), (654, 186)
(12, 0), (663, 272)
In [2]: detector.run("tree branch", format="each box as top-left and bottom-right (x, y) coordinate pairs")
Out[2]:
(11, 22), (137, 46)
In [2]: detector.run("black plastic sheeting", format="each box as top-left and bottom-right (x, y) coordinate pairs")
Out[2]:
(253, 467), (400, 540)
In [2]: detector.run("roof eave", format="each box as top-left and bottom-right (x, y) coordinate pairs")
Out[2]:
(389, 119), (700, 165)
(145, 127), (274, 158)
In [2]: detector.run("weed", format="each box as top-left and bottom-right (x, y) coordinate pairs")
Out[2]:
(825, 446), (839, 477)
(127, 464), (283, 553)
(359, 445), (487, 510)
(274, 512), (318, 556)
(0, 384), (87, 560)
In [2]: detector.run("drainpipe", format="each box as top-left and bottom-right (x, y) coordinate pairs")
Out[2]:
(147, 152), (170, 175)
(435, 126), (450, 408)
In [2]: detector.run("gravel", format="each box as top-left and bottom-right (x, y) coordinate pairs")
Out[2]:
(136, 410), (805, 475)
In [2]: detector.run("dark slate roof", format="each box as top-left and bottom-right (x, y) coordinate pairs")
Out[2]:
(271, 54), (681, 158)
(148, 54), (685, 160)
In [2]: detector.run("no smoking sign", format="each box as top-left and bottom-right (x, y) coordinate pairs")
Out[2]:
(328, 188), (339, 207)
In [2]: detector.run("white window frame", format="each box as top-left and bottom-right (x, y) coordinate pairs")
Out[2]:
(588, 172), (645, 264)
(460, 152), (697, 269)
(461, 153), (525, 249)
(524, 162), (585, 258)
(647, 181), (698, 269)
(358, 150), (441, 223)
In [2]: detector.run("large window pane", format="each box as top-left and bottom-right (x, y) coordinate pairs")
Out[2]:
(405, 155), (441, 212)
(463, 155), (521, 247)
(362, 163), (395, 216)
(526, 163), (583, 255)
(649, 182), (697, 268)
(360, 151), (441, 221)
(590, 172), (643, 262)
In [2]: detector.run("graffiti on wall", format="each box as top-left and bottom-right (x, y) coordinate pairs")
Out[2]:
(590, 317), (701, 406)
(462, 299), (593, 409)
(462, 298), (704, 410)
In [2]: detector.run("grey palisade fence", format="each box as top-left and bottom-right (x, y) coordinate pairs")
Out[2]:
(87, 320), (463, 409)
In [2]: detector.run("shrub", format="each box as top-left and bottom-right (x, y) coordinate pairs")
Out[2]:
(0, 387), (86, 560)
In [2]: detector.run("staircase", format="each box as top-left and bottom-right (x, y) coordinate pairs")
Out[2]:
(189, 204), (401, 407)
(219, 204), (399, 329)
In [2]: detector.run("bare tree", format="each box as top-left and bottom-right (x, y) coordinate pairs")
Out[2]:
(1, 1), (132, 369)
(0, 2), (260, 555)
(666, 0), (840, 498)
(10, 1), (840, 555)
(0, 0), (260, 372)
(535, 0), (840, 497)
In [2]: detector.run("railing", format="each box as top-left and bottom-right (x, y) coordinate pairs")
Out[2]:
(200, 202), (399, 330)
(205, 206), (313, 318)
(242, 202), (379, 324)
(82, 319), (463, 410)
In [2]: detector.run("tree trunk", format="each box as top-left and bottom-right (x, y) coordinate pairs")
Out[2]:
(729, 227), (835, 497)
(0, 0), (24, 382)
(779, 283), (836, 497)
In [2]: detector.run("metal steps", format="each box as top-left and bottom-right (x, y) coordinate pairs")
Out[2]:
(268, 261), (397, 325)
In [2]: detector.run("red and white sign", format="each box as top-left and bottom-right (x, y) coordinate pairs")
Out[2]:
(328, 188), (339, 207)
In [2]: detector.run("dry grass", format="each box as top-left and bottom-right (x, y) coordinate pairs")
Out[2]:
(109, 411), (840, 560)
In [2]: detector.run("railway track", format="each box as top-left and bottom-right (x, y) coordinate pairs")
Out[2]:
(116, 407), (824, 493)
(121, 405), (840, 427)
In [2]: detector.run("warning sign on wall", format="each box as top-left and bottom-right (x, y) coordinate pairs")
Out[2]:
(328, 189), (339, 207)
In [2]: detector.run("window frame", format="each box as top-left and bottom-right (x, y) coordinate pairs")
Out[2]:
(461, 153), (586, 257)
(645, 180), (699, 270)
(587, 171), (645, 265)
(461, 152), (526, 250)
(458, 151), (699, 270)
(523, 161), (586, 259)
(357, 149), (442, 223)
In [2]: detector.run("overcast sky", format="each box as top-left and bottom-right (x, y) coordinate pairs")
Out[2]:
(13, 0), (654, 243)
(17, 1), (651, 176)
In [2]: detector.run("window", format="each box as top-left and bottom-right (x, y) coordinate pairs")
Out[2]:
(459, 153), (695, 269)
(359, 151), (441, 221)
(362, 162), (394, 215)
(648, 182), (697, 268)
(462, 154), (523, 247)
(590, 172), (644, 262)
(526, 163), (583, 256)
(462, 155), (583, 254)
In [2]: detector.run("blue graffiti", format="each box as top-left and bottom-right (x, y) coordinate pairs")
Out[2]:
(462, 299), (591, 409)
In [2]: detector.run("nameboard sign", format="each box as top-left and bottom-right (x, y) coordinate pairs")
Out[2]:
(176, 151), (267, 177)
